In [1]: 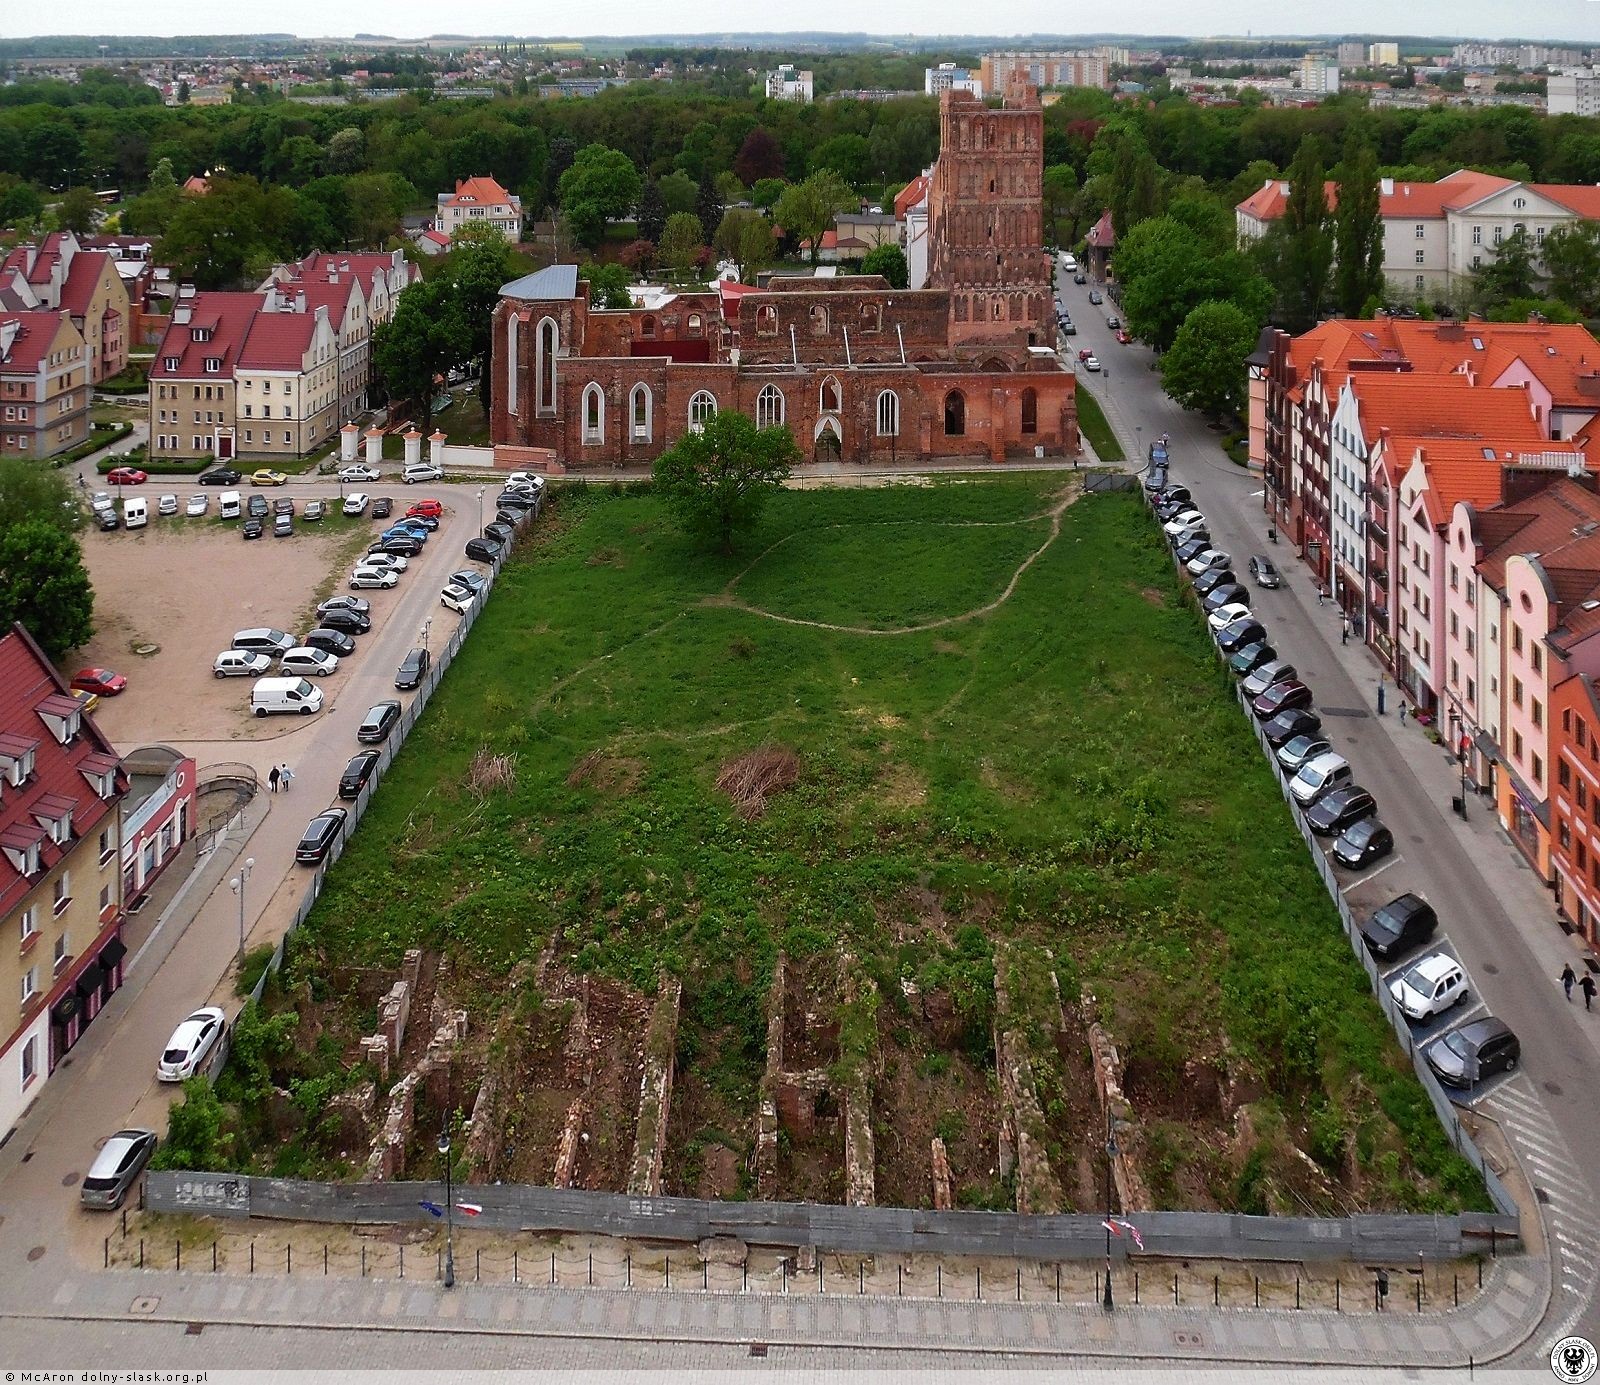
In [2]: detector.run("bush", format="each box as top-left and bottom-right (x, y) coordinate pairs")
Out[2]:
(96, 450), (213, 476)
(56, 421), (132, 466)
(235, 942), (278, 998)
(97, 363), (149, 394)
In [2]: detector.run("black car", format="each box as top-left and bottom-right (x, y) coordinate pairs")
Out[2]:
(1425, 1017), (1520, 1088)
(1217, 620), (1268, 655)
(1060, 319), (1077, 335)
(370, 535), (423, 558)
(95, 508), (120, 531)
(1088, 289), (1103, 304)
(1361, 894), (1438, 959)
(302, 627), (356, 658)
(1157, 484), (1192, 505)
(1073, 271), (1087, 284)
(337, 750), (381, 800)
(1252, 679), (1312, 718)
(1193, 567), (1235, 598)
(496, 508), (529, 529)
(1306, 785), (1378, 837)
(318, 596), (370, 618)
(198, 467), (242, 486)
(317, 607), (370, 636)
(1249, 555), (1282, 589)
(1332, 817), (1394, 869)
(295, 807), (348, 865)
(247, 494), (269, 518)
(357, 700), (401, 744)
(1228, 641), (1277, 676)
(1262, 708), (1322, 747)
(1202, 584), (1250, 613)
(395, 647), (431, 690)
(371, 497), (394, 519)
(402, 512), (440, 531)
(483, 521), (515, 545)
(464, 537), (503, 563)
(1175, 537), (1209, 564)
(495, 491), (537, 513)
(242, 517), (264, 540)
(273, 497), (295, 516)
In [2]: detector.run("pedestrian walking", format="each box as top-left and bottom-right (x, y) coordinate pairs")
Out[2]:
(1582, 974), (1596, 1011)
(1341, 616), (1351, 646)
(268, 765), (280, 794)
(1562, 963), (1577, 1001)
(279, 763), (293, 793)
(1399, 702), (1407, 725)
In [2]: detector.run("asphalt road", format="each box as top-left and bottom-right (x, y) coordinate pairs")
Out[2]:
(1059, 275), (1600, 1357)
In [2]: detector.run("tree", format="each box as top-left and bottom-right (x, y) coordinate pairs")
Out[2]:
(0, 520), (94, 659)
(176, 79), (190, 104)
(658, 212), (705, 281)
(696, 170), (721, 249)
(657, 171), (698, 216)
(1042, 164), (1080, 247)
(157, 175), (297, 289)
(0, 176), (44, 230)
(581, 261), (633, 309)
(55, 185), (99, 235)
(0, 458), (80, 537)
(861, 242), (908, 289)
(714, 208), (775, 283)
(1115, 216), (1271, 351)
(151, 1078), (229, 1171)
(774, 171), (855, 266)
(750, 177), (786, 211)
(441, 230), (515, 419)
(325, 126), (366, 174)
(810, 133), (871, 187)
(735, 127), (785, 186)
(652, 410), (798, 554)
(1471, 226), (1539, 310)
(372, 280), (458, 433)
(636, 179), (667, 245)
(1160, 301), (1260, 420)
(1263, 135), (1335, 332)
(1333, 137), (1385, 319)
(1542, 221), (1600, 317)
(556, 143), (641, 250)
(147, 157), (178, 193)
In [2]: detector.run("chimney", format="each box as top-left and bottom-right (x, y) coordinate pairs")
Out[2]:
(1279, 181), (1290, 195)
(295, 290), (306, 313)
(1380, 177), (1394, 195)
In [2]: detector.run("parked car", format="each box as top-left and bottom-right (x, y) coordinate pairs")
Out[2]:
(302, 628), (356, 658)
(401, 511), (439, 531)
(1088, 289), (1104, 304)
(1155, 484), (1191, 506)
(448, 570), (488, 595)
(1425, 1017), (1519, 1088)
(279, 647), (339, 678)
(338, 464), (381, 482)
(80, 1129), (158, 1210)
(495, 492), (537, 514)
(338, 750), (381, 800)
(303, 500), (326, 522)
(1276, 735), (1333, 774)
(1360, 894), (1438, 960)
(407, 499), (444, 519)
(1060, 320), (1078, 335)
(370, 497), (394, 519)
(250, 469), (288, 487)
(317, 607), (370, 636)
(1081, 354), (1101, 372)
(1115, 329), (1132, 344)
(1242, 660), (1297, 700)
(1333, 817), (1395, 870)
(504, 472), (545, 492)
(349, 568), (398, 590)
(233, 627), (295, 657)
(106, 466), (147, 485)
(1249, 556), (1282, 588)
(1193, 567), (1235, 598)
(395, 647), (431, 690)
(1305, 784), (1378, 837)
(342, 492), (370, 516)
(1228, 641), (1277, 676)
(272, 496), (295, 516)
(157, 493), (179, 516)
(156, 1007), (227, 1082)
(1175, 537), (1210, 565)
(1389, 951), (1468, 1021)
(1289, 752), (1352, 806)
(1074, 271), (1087, 284)
(1185, 548), (1230, 576)
(1202, 584), (1250, 614)
(295, 807), (348, 865)
(318, 596), (370, 618)
(357, 700), (401, 744)
(1262, 708), (1322, 748)
(402, 462), (443, 484)
(1253, 680), (1312, 719)
(94, 508), (120, 532)
(72, 688), (100, 714)
(371, 535), (423, 557)
(1217, 620), (1268, 655)
(356, 552), (408, 573)
(246, 494), (269, 518)
(198, 467), (241, 486)
(89, 490), (115, 513)
(464, 537), (503, 563)
(213, 650), (272, 678)
(185, 493), (208, 517)
(1207, 602), (1253, 632)
(272, 514), (293, 538)
(382, 522), (429, 543)
(70, 667), (126, 697)
(441, 587), (476, 615)
(1106, 314), (1122, 329)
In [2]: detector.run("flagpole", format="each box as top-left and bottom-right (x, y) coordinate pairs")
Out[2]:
(438, 1126), (456, 1290)
(1103, 1104), (1115, 1311)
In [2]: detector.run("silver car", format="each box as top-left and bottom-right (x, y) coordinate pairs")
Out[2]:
(80, 1128), (158, 1209)
(279, 646), (339, 677)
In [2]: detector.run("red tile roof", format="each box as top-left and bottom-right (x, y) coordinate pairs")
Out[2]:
(1475, 479), (1600, 590)
(440, 175), (515, 208)
(236, 309), (321, 370)
(894, 175), (929, 219)
(0, 312), (73, 374)
(0, 623), (124, 920)
(1354, 373), (1542, 448)
(58, 250), (113, 318)
(149, 293), (261, 382)
(1238, 169), (1516, 222)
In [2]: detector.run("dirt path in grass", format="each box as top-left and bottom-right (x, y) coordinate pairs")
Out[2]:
(711, 479), (1082, 637)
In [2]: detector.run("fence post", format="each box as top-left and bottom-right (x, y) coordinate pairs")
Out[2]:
(325, 1245), (328, 1276)
(399, 1244), (404, 1279)
(1134, 1271), (1139, 1305)
(937, 1263), (942, 1298)
(139, 1239), (144, 1269)
(626, 1252), (629, 1288)
(976, 1265), (981, 1300)
(665, 1255), (670, 1290)
(589, 1252), (593, 1287)
(1296, 1276), (1300, 1310)
(361, 1244), (366, 1278)
(286, 1244), (291, 1276)
(552, 1250), (556, 1285)
(1173, 1272), (1179, 1305)
(1214, 1275), (1219, 1306)
(248, 1242), (253, 1275)
(176, 1239), (181, 1272)
(703, 1259), (708, 1290)
(1055, 1265), (1059, 1303)
(1336, 1277), (1340, 1313)
(478, 1249), (482, 1282)
(744, 1259), (749, 1293)
(513, 1250), (518, 1284)
(1254, 1275), (1260, 1308)
(1016, 1266), (1021, 1303)
(103, 1237), (109, 1269)
(860, 1262), (865, 1295)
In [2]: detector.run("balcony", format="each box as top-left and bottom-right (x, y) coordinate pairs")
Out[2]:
(1367, 514), (1388, 544)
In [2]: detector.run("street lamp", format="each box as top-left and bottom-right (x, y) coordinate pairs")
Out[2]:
(228, 856), (255, 967)
(438, 1126), (456, 1289)
(476, 486), (485, 533)
(420, 617), (432, 652)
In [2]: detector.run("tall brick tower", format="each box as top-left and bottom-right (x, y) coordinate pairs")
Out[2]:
(925, 76), (1054, 360)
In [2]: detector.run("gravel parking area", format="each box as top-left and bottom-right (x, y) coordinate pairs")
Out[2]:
(76, 513), (406, 745)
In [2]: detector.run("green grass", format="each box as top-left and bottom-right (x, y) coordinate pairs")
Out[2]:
(431, 392), (491, 447)
(1075, 388), (1123, 463)
(251, 478), (1483, 1212)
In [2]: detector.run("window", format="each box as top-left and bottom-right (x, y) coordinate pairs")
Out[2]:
(1534, 752), (1544, 786)
(581, 383), (604, 445)
(1513, 677), (1523, 707)
(1021, 387), (1037, 435)
(53, 931), (68, 971)
(536, 317), (558, 415)
(876, 390), (900, 438)
(1533, 644), (1543, 674)
(52, 871), (70, 915)
(1581, 781), (1590, 811)
(755, 384), (785, 430)
(819, 377), (840, 413)
(688, 391), (717, 433)
(1414, 223), (1425, 239)
(20, 966), (36, 1005)
(1561, 760), (1573, 789)
(20, 1036), (36, 1087)
(1513, 730), (1524, 759)
(1415, 249), (1425, 265)
(19, 906), (37, 947)
(1472, 225), (1482, 245)
(1493, 225), (1503, 245)
(1561, 818), (1572, 848)
(754, 305), (776, 336)
(944, 390), (966, 437)
(629, 384), (652, 443)
(808, 304), (829, 336)
(1415, 275), (1424, 293)
(1513, 625), (1524, 654)
(1534, 698), (1544, 729)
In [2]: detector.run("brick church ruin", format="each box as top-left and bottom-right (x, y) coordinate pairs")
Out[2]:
(490, 80), (1079, 468)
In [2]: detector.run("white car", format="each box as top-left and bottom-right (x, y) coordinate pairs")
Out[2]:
(1185, 548), (1230, 576)
(279, 646), (340, 677)
(1388, 953), (1468, 1022)
(1162, 511), (1204, 537)
(1207, 603), (1254, 631)
(356, 552), (408, 573)
(1288, 752), (1351, 806)
(185, 493), (208, 517)
(157, 493), (179, 516)
(342, 492), (370, 516)
(504, 471), (546, 492)
(338, 464), (381, 483)
(212, 649), (273, 678)
(1081, 354), (1101, 372)
(440, 587), (476, 615)
(403, 463), (443, 484)
(350, 568), (399, 590)
(90, 490), (115, 513)
(156, 1006), (227, 1082)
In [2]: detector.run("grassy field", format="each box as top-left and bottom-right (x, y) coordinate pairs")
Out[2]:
(214, 477), (1483, 1212)
(1075, 388), (1124, 463)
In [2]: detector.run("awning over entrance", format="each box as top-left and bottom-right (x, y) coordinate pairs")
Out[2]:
(52, 992), (81, 1025)
(75, 968), (102, 999)
(98, 936), (127, 972)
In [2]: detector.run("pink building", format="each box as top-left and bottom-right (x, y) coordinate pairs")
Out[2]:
(118, 746), (196, 904)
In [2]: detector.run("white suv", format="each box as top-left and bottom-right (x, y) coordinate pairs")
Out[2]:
(403, 463), (443, 484)
(1289, 752), (1352, 806)
(1389, 953), (1468, 1022)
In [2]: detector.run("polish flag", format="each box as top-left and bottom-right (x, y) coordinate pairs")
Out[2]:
(456, 1202), (483, 1217)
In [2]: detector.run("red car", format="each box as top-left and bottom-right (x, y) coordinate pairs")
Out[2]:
(106, 467), (147, 485)
(407, 498), (444, 519)
(1116, 329), (1132, 344)
(71, 667), (127, 696)
(1078, 348), (1095, 362)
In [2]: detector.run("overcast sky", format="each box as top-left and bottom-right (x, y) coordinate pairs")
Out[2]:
(6, 0), (1600, 42)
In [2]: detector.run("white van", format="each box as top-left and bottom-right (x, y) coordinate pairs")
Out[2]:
(218, 490), (242, 520)
(249, 676), (324, 718)
(123, 497), (148, 529)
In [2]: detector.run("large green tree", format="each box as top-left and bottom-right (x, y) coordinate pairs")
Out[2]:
(1160, 301), (1259, 420)
(1115, 216), (1271, 351)
(1471, 226), (1540, 310)
(860, 241), (908, 289)
(0, 520), (94, 660)
(1259, 135), (1335, 332)
(0, 458), (81, 537)
(372, 280), (459, 433)
(658, 212), (705, 281)
(556, 143), (642, 249)
(653, 410), (798, 554)
(156, 175), (297, 288)
(1042, 163), (1080, 247)
(774, 170), (855, 266)
(581, 261), (633, 309)
(440, 224), (516, 420)
(1541, 221), (1600, 317)
(1333, 137), (1385, 318)
(714, 208), (775, 283)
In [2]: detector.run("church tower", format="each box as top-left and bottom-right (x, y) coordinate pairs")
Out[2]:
(924, 77), (1054, 360)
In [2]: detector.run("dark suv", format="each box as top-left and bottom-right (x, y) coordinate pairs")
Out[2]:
(357, 701), (401, 744)
(1360, 894), (1438, 959)
(302, 627), (356, 658)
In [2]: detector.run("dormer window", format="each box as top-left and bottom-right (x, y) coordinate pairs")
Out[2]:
(36, 695), (82, 746)
(0, 735), (38, 787)
(32, 795), (74, 845)
(191, 326), (212, 342)
(164, 356), (179, 371)
(79, 752), (119, 800)
(204, 357), (222, 373)
(0, 825), (44, 878)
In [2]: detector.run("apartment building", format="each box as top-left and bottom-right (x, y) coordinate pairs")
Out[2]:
(924, 64), (983, 97)
(1299, 55), (1340, 95)
(1551, 671), (1600, 944)
(0, 232), (130, 385)
(1369, 42), (1400, 66)
(433, 175), (522, 242)
(1549, 69), (1600, 117)
(981, 51), (1111, 92)
(0, 624), (127, 1138)
(764, 64), (813, 102)
(233, 297), (340, 459)
(0, 312), (90, 460)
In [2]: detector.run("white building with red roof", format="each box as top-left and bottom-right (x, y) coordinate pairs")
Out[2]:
(434, 175), (522, 242)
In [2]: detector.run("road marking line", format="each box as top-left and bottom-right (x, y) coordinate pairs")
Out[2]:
(1344, 855), (1405, 886)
